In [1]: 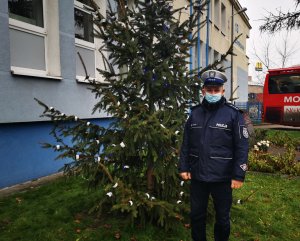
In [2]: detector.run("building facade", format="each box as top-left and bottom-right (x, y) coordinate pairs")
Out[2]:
(0, 0), (111, 188)
(0, 0), (250, 188)
(175, 0), (251, 102)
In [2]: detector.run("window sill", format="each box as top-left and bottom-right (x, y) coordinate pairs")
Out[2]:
(11, 67), (62, 80)
(76, 75), (97, 84)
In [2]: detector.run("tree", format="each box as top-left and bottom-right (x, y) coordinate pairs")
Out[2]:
(251, 32), (299, 84)
(276, 32), (299, 67)
(36, 0), (239, 229)
(260, 0), (300, 33)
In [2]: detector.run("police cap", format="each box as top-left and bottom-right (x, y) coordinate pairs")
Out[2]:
(201, 70), (227, 86)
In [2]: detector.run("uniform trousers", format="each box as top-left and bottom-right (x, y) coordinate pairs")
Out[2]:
(190, 180), (232, 241)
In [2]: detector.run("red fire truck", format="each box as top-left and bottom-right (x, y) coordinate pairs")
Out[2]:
(263, 66), (300, 126)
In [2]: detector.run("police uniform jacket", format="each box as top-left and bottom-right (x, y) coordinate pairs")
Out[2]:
(179, 96), (249, 182)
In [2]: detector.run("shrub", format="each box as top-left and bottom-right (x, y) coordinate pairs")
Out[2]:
(248, 130), (300, 176)
(268, 131), (299, 147)
(249, 129), (268, 148)
(253, 140), (270, 152)
(248, 152), (275, 173)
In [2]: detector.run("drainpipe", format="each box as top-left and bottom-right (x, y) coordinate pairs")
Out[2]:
(205, 0), (210, 67)
(190, 0), (193, 72)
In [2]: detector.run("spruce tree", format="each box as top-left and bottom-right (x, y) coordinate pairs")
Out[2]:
(260, 0), (300, 33)
(36, 0), (237, 228)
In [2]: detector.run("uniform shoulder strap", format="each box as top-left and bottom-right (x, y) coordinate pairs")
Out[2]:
(190, 104), (202, 111)
(225, 102), (255, 137)
(225, 102), (243, 113)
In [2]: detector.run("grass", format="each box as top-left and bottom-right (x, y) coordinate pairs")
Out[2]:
(266, 129), (300, 142)
(0, 172), (299, 241)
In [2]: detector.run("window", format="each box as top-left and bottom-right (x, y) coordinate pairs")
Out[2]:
(74, 0), (96, 81)
(201, 41), (206, 68)
(74, 0), (112, 82)
(193, 42), (198, 70)
(74, 5), (94, 43)
(8, 0), (61, 79)
(107, 0), (119, 13)
(209, 0), (212, 21)
(202, 0), (212, 21)
(9, 0), (44, 27)
(214, 0), (220, 27)
(269, 75), (300, 94)
(74, 0), (97, 81)
(9, 0), (45, 73)
(221, 3), (226, 33)
(208, 47), (213, 65)
(193, 40), (204, 70)
(214, 50), (219, 63)
(235, 23), (239, 34)
(77, 0), (93, 5)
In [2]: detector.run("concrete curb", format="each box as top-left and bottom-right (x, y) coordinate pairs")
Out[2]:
(0, 172), (64, 198)
(254, 124), (300, 130)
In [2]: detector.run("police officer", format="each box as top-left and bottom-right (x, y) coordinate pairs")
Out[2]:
(179, 70), (249, 241)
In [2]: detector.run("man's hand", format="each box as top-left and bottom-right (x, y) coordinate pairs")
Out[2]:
(231, 180), (243, 189)
(180, 172), (191, 180)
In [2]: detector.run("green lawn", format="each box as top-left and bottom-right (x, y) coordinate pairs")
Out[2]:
(266, 129), (300, 142)
(0, 172), (299, 241)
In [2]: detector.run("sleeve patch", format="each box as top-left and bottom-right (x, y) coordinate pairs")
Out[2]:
(242, 127), (249, 139)
(240, 164), (247, 171)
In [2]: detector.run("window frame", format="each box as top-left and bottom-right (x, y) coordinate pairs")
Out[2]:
(9, 0), (48, 77)
(8, 0), (61, 79)
(214, 0), (220, 29)
(221, 2), (226, 35)
(268, 75), (300, 94)
(74, 0), (97, 83)
(74, 0), (105, 83)
(74, 1), (95, 45)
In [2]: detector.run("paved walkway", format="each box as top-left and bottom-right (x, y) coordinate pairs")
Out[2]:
(254, 123), (300, 130)
(0, 172), (63, 198)
(254, 123), (300, 161)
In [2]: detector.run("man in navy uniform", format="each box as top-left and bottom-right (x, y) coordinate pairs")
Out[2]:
(179, 70), (249, 241)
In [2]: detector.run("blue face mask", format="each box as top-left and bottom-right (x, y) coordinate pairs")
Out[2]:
(205, 93), (222, 103)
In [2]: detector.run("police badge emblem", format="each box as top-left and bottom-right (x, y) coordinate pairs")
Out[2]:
(209, 71), (216, 78)
(242, 127), (249, 138)
(240, 164), (247, 171)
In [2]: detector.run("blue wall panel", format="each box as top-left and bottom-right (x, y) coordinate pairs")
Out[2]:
(0, 118), (112, 188)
